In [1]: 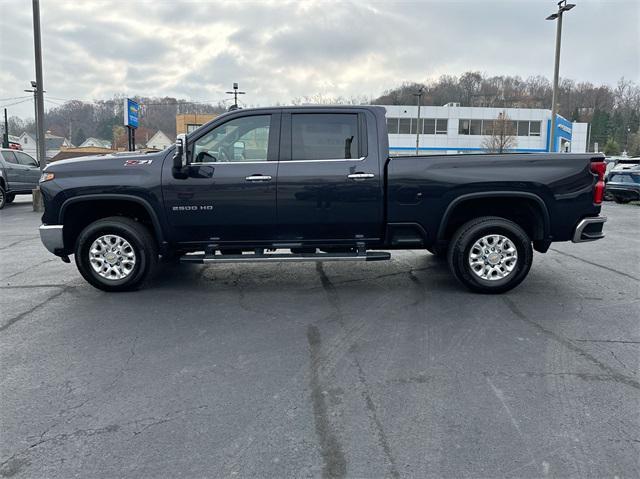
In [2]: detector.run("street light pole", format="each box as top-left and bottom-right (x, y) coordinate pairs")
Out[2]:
(546, 0), (575, 153)
(413, 87), (424, 156)
(225, 82), (246, 111)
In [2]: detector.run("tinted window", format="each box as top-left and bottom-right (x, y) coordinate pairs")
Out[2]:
(436, 119), (448, 134)
(291, 113), (359, 160)
(1, 151), (18, 164)
(193, 114), (271, 163)
(15, 152), (38, 166)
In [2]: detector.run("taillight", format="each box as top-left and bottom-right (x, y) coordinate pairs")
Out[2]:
(590, 161), (606, 205)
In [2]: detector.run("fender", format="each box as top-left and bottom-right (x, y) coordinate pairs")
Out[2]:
(59, 193), (166, 245)
(437, 191), (551, 241)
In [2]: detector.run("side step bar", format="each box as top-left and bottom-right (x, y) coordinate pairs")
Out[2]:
(180, 251), (391, 264)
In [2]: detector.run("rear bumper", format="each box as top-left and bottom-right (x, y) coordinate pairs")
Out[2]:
(572, 217), (606, 243)
(39, 224), (64, 254)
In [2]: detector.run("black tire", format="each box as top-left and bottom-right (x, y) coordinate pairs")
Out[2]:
(74, 216), (158, 292)
(613, 196), (631, 204)
(0, 184), (5, 209)
(5, 193), (15, 204)
(447, 216), (533, 294)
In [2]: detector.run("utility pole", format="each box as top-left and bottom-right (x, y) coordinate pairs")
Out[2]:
(2, 108), (8, 148)
(413, 87), (424, 155)
(546, 0), (575, 153)
(225, 83), (245, 111)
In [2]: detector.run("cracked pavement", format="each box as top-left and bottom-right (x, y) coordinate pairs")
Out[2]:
(1, 196), (638, 478)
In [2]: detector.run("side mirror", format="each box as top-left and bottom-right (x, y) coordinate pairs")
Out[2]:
(172, 134), (189, 179)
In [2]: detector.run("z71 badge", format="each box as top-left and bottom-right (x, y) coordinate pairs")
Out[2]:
(124, 159), (153, 166)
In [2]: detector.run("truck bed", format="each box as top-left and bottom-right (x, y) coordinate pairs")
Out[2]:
(385, 153), (602, 245)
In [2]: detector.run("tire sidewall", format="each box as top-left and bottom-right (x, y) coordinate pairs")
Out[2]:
(451, 219), (532, 294)
(75, 220), (151, 291)
(0, 185), (5, 209)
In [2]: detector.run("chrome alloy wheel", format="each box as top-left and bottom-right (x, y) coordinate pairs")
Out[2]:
(89, 234), (136, 280)
(468, 234), (518, 281)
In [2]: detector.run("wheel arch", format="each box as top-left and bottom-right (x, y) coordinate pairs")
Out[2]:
(437, 191), (551, 243)
(59, 194), (165, 253)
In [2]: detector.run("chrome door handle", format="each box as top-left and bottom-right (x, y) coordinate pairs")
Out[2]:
(245, 175), (272, 182)
(347, 173), (375, 180)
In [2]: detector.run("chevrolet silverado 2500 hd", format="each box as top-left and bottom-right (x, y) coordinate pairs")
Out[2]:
(37, 106), (607, 293)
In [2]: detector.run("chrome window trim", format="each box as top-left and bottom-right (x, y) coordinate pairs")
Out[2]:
(192, 156), (367, 165)
(282, 156), (366, 164)
(192, 160), (271, 165)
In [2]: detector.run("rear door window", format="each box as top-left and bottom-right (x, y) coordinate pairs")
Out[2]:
(291, 113), (359, 160)
(1, 151), (18, 164)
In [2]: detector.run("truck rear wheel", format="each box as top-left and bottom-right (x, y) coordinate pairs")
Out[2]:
(0, 184), (6, 209)
(74, 216), (158, 292)
(447, 216), (532, 294)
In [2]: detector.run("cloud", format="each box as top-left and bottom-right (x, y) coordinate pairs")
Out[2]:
(0, 0), (638, 118)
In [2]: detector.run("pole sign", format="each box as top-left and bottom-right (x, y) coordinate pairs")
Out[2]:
(123, 98), (139, 129)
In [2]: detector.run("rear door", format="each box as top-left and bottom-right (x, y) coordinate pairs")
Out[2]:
(0, 151), (26, 190)
(275, 110), (382, 244)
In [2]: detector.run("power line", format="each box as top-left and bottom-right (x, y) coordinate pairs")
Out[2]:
(0, 95), (31, 102)
(0, 98), (33, 108)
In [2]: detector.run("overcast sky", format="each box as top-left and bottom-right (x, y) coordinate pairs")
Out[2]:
(1, 0), (638, 118)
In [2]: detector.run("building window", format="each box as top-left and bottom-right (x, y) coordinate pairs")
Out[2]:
(459, 119), (470, 135)
(529, 121), (541, 136)
(387, 118), (399, 134)
(423, 119), (435, 135)
(436, 119), (448, 135)
(517, 121), (529, 136)
(470, 119), (482, 135)
(482, 120), (494, 136)
(186, 124), (200, 133)
(398, 118), (411, 134)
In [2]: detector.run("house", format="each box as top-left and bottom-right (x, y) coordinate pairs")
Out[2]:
(19, 132), (73, 159)
(146, 130), (172, 150)
(80, 137), (112, 149)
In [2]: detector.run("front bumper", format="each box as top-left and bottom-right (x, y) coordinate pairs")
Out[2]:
(572, 217), (606, 243)
(39, 224), (64, 254)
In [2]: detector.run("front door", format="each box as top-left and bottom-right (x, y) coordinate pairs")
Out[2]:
(275, 111), (382, 244)
(14, 151), (41, 188)
(163, 113), (280, 244)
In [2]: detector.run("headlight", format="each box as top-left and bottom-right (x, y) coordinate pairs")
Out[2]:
(39, 172), (55, 183)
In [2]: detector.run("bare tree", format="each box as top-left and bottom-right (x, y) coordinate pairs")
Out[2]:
(481, 111), (517, 153)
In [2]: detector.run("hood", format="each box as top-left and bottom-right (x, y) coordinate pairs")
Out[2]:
(45, 151), (166, 171)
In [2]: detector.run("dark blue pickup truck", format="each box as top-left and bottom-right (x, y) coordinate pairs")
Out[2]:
(38, 106), (606, 293)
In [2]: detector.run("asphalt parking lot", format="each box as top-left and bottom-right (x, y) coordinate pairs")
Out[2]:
(1, 196), (638, 478)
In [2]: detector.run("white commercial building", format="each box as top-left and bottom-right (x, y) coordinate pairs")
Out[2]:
(382, 104), (588, 155)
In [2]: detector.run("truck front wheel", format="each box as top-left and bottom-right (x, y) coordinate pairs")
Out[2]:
(74, 216), (158, 292)
(447, 216), (532, 294)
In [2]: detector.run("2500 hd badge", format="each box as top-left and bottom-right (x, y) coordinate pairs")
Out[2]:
(172, 205), (214, 211)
